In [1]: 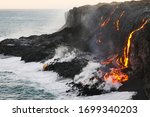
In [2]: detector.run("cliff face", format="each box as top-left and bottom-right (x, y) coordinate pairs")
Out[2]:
(65, 1), (150, 99)
(64, 1), (150, 59)
(0, 1), (150, 99)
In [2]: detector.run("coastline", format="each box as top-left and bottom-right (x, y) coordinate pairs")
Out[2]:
(0, 1), (150, 100)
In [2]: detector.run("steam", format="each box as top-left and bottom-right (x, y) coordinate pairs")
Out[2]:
(44, 46), (123, 92)
(44, 46), (77, 65)
(74, 61), (100, 85)
(74, 61), (123, 91)
(100, 78), (122, 91)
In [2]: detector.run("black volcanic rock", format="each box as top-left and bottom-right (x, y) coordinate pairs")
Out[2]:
(64, 1), (150, 99)
(66, 82), (104, 96)
(128, 24), (150, 99)
(44, 58), (88, 78)
(0, 1), (150, 99)
(0, 27), (90, 62)
(1, 1), (150, 61)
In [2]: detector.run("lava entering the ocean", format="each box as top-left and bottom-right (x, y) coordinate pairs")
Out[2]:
(101, 17), (150, 84)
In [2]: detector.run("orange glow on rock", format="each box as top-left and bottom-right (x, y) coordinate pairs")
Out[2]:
(102, 18), (149, 84)
(100, 54), (118, 65)
(100, 18), (111, 28)
(100, 7), (117, 28)
(104, 68), (128, 83)
(115, 11), (125, 31)
(118, 18), (150, 68)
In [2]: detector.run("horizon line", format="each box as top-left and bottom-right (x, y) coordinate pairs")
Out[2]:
(0, 8), (69, 10)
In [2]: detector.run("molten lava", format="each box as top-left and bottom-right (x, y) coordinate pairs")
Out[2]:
(117, 18), (150, 68)
(100, 18), (111, 28)
(102, 18), (150, 84)
(104, 68), (128, 83)
(100, 7), (117, 28)
(115, 11), (125, 31)
(100, 55), (118, 65)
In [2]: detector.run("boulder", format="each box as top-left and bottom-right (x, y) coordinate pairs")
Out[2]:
(44, 58), (88, 78)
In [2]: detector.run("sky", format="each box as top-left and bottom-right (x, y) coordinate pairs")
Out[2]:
(0, 0), (136, 9)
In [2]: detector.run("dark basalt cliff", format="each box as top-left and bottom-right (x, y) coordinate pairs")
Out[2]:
(0, 1), (150, 99)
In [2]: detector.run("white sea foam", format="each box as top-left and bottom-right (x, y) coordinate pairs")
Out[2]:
(0, 55), (71, 97)
(0, 10), (136, 99)
(57, 92), (136, 100)
(0, 54), (136, 100)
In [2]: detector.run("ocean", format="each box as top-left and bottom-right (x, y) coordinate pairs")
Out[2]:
(0, 9), (135, 100)
(0, 9), (69, 100)
(0, 9), (65, 41)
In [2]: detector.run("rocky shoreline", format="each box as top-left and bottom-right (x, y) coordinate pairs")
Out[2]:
(0, 1), (150, 99)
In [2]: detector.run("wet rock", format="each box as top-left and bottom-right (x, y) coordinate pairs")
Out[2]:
(0, 1), (150, 99)
(44, 58), (88, 78)
(0, 27), (90, 62)
(66, 80), (104, 96)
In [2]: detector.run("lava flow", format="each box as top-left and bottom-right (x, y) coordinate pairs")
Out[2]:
(104, 68), (128, 83)
(117, 18), (150, 68)
(114, 11), (125, 31)
(100, 7), (117, 28)
(100, 18), (110, 28)
(102, 18), (150, 84)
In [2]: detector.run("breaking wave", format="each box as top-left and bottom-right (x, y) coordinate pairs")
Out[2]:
(0, 46), (136, 100)
(0, 9), (136, 100)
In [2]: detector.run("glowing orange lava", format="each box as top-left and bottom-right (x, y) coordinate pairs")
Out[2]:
(115, 11), (125, 31)
(118, 18), (150, 68)
(100, 54), (118, 65)
(104, 68), (128, 83)
(100, 8), (117, 28)
(103, 18), (150, 83)
(100, 18), (111, 28)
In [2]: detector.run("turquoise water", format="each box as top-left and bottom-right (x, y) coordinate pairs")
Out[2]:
(0, 55), (71, 100)
(0, 10), (67, 100)
(0, 71), (55, 100)
(0, 9), (135, 100)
